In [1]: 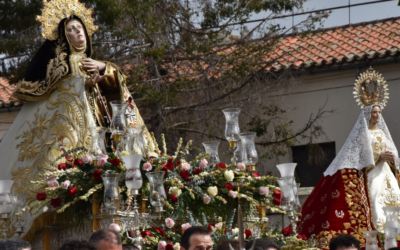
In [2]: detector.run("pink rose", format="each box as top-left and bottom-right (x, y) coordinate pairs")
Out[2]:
(98, 158), (107, 167)
(48, 180), (59, 188)
(61, 180), (71, 190)
(182, 163), (191, 170)
(228, 190), (238, 198)
(182, 223), (191, 232)
(46, 176), (55, 181)
(158, 241), (167, 250)
(82, 154), (93, 164)
(237, 162), (246, 170)
(165, 218), (175, 228)
(99, 154), (108, 160)
(143, 162), (152, 171)
(199, 159), (208, 168)
(109, 223), (121, 232)
(259, 187), (269, 196)
(203, 195), (211, 204)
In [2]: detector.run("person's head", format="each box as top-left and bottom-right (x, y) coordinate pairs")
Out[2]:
(246, 239), (280, 250)
(217, 240), (240, 250)
(369, 105), (381, 125)
(66, 18), (86, 47)
(58, 240), (96, 250)
(89, 229), (122, 250)
(329, 234), (361, 250)
(123, 244), (139, 250)
(0, 239), (31, 250)
(180, 226), (213, 250)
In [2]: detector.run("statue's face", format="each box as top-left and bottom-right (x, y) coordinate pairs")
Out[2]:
(66, 20), (86, 47)
(370, 106), (381, 124)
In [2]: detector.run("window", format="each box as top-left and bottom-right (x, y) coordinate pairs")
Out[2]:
(292, 142), (336, 187)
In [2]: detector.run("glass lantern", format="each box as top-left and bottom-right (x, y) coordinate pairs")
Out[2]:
(89, 127), (107, 165)
(385, 227), (398, 250)
(116, 132), (131, 157)
(276, 163), (297, 177)
(145, 172), (167, 212)
(122, 155), (143, 196)
(110, 101), (129, 144)
(382, 207), (400, 235)
(363, 230), (379, 250)
(101, 172), (121, 215)
(202, 141), (220, 165)
(276, 177), (297, 212)
(11, 194), (28, 237)
(127, 125), (146, 155)
(233, 140), (242, 167)
(222, 108), (241, 148)
(0, 180), (14, 216)
(239, 132), (258, 172)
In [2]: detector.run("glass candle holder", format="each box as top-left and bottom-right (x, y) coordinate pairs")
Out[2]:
(363, 230), (379, 250)
(89, 127), (107, 164)
(202, 141), (221, 165)
(0, 180), (14, 215)
(101, 172), (121, 215)
(145, 172), (167, 212)
(222, 108), (241, 148)
(276, 163), (297, 178)
(127, 126), (146, 155)
(384, 227), (398, 250)
(239, 132), (258, 172)
(276, 177), (297, 212)
(122, 155), (143, 196)
(110, 101), (129, 141)
(382, 207), (400, 235)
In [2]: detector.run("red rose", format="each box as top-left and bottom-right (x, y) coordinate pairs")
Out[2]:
(151, 226), (165, 237)
(161, 165), (169, 178)
(166, 243), (174, 250)
(74, 159), (84, 167)
(93, 169), (102, 181)
(180, 170), (190, 180)
(282, 225), (293, 236)
(252, 172), (260, 177)
(193, 168), (202, 175)
(110, 158), (121, 167)
(65, 155), (73, 162)
(67, 164), (76, 169)
(245, 229), (252, 239)
(165, 187), (169, 195)
(51, 198), (61, 208)
(36, 192), (47, 201)
(170, 194), (178, 204)
(175, 159), (181, 167)
(296, 234), (306, 240)
(208, 223), (216, 232)
(166, 158), (174, 171)
(140, 230), (153, 238)
(67, 186), (78, 197)
(216, 163), (226, 169)
(58, 163), (67, 170)
(273, 197), (281, 205)
(224, 183), (234, 191)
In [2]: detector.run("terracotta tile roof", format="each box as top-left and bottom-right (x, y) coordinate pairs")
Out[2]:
(269, 17), (400, 72)
(0, 78), (22, 108)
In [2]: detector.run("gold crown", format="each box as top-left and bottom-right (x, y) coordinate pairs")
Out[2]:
(36, 0), (99, 41)
(353, 67), (389, 109)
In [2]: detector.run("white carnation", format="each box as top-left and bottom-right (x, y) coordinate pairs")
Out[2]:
(224, 170), (234, 181)
(207, 186), (218, 197)
(169, 187), (182, 197)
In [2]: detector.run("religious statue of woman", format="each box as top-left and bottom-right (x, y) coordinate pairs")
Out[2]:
(0, 0), (153, 200)
(297, 67), (400, 248)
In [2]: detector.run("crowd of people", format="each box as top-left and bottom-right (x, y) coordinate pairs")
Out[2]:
(1, 226), (399, 250)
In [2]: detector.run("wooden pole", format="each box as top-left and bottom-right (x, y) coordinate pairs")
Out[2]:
(259, 205), (267, 234)
(43, 230), (50, 250)
(92, 193), (100, 231)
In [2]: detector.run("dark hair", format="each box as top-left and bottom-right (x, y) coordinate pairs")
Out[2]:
(246, 239), (280, 250)
(389, 248), (400, 250)
(89, 229), (122, 247)
(0, 239), (31, 250)
(217, 240), (240, 250)
(123, 244), (140, 250)
(329, 234), (361, 250)
(180, 226), (210, 250)
(58, 240), (96, 250)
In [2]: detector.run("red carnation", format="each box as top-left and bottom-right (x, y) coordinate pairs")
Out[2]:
(51, 198), (61, 208)
(273, 197), (281, 205)
(67, 164), (76, 169)
(166, 158), (174, 171)
(65, 155), (73, 162)
(166, 243), (174, 250)
(282, 225), (293, 236)
(36, 192), (47, 201)
(180, 170), (190, 180)
(93, 169), (102, 181)
(193, 168), (202, 175)
(208, 223), (216, 232)
(224, 183), (234, 191)
(151, 226), (166, 237)
(296, 234), (307, 240)
(245, 229), (252, 239)
(140, 230), (153, 238)
(67, 186), (78, 197)
(58, 163), (67, 170)
(74, 159), (84, 167)
(110, 158), (121, 167)
(170, 194), (178, 204)
(175, 159), (181, 167)
(161, 165), (169, 178)
(252, 172), (260, 177)
(215, 163), (226, 169)
(273, 190), (282, 199)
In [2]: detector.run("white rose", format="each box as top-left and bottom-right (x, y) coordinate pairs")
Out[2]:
(173, 243), (180, 250)
(207, 186), (218, 197)
(215, 222), (223, 230)
(224, 170), (234, 182)
(148, 152), (159, 158)
(169, 187), (182, 197)
(232, 228), (239, 234)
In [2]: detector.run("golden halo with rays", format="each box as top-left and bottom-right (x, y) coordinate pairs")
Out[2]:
(36, 0), (99, 41)
(353, 67), (389, 109)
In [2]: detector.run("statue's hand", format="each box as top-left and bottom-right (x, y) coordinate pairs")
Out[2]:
(82, 58), (106, 73)
(381, 151), (395, 162)
(87, 68), (108, 87)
